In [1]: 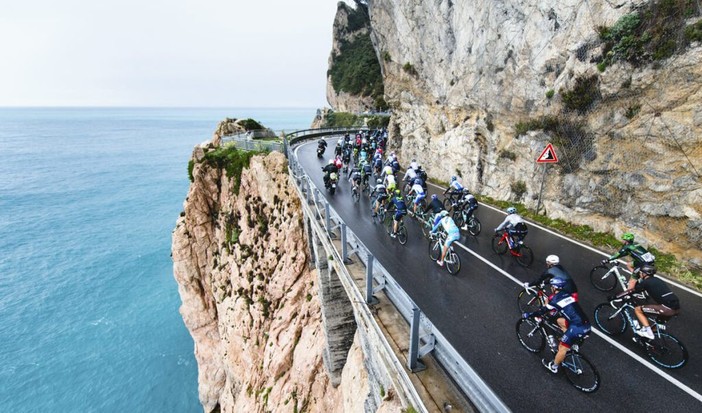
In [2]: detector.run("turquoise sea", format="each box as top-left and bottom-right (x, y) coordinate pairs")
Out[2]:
(0, 108), (315, 412)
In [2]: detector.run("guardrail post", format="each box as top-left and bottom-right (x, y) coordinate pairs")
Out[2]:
(408, 307), (427, 372)
(324, 201), (332, 237)
(341, 223), (352, 264)
(365, 253), (379, 305)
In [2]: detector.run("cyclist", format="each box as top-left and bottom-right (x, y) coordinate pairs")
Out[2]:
(348, 164), (362, 194)
(424, 194), (445, 218)
(408, 179), (426, 215)
(361, 160), (373, 189)
(494, 207), (528, 248)
(604, 232), (656, 290)
(389, 190), (408, 238)
(525, 255), (578, 299)
(616, 264), (680, 340)
(443, 176), (464, 198)
(522, 278), (591, 375)
(403, 166), (417, 189)
(321, 159), (338, 187)
(455, 189), (478, 230)
(334, 140), (343, 157)
(373, 155), (383, 176)
(409, 158), (419, 171)
(370, 179), (388, 217)
(430, 210), (460, 267)
(390, 157), (401, 174)
(415, 165), (428, 192)
(384, 171), (397, 194)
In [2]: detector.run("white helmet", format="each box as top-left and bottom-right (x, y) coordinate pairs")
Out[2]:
(328, 159), (334, 165)
(545, 255), (560, 265)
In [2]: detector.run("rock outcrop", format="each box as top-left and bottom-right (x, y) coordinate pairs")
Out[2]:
(366, 0), (702, 266)
(172, 144), (402, 412)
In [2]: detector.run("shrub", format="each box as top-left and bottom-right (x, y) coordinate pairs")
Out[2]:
(545, 89), (555, 99)
(511, 180), (527, 199)
(239, 118), (263, 130)
(382, 51), (391, 62)
(187, 159), (195, 182)
(685, 19), (702, 43)
(625, 104), (641, 119)
(328, 21), (384, 102)
(561, 75), (601, 114)
(202, 144), (264, 194)
(499, 150), (517, 161)
(403, 62), (418, 76)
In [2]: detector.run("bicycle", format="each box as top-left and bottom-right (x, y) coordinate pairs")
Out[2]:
(517, 282), (550, 314)
(428, 231), (461, 275)
(371, 199), (387, 224)
(442, 192), (462, 211)
(351, 184), (360, 203)
(452, 208), (481, 236)
(516, 316), (600, 393)
(593, 295), (688, 369)
(384, 211), (408, 245)
(492, 229), (534, 267)
(589, 261), (632, 292)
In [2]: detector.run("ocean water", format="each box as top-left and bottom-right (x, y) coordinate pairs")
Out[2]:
(0, 108), (315, 412)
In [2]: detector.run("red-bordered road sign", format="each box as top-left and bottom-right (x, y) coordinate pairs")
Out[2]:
(536, 143), (558, 163)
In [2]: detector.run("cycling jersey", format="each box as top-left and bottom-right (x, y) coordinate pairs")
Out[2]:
(384, 174), (396, 188)
(495, 214), (526, 232)
(529, 265), (578, 296)
(409, 161), (419, 170)
(391, 197), (407, 221)
(609, 243), (655, 268)
(349, 169), (361, 183)
(403, 168), (417, 181)
(424, 198), (444, 214)
(431, 216), (460, 247)
(634, 276), (680, 310)
(447, 181), (464, 192)
(536, 291), (590, 327)
(382, 165), (394, 177)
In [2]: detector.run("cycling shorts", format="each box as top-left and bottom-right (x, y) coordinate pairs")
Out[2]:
(376, 194), (388, 203)
(394, 210), (407, 222)
(560, 324), (591, 348)
(387, 182), (397, 192)
(642, 303), (680, 319)
(414, 192), (426, 204)
(444, 230), (460, 248)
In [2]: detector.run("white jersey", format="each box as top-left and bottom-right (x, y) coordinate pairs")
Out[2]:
(384, 174), (396, 187)
(411, 183), (424, 194)
(495, 214), (525, 231)
(403, 168), (417, 181)
(409, 161), (419, 170)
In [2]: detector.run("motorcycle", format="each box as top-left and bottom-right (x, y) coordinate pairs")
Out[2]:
(317, 145), (325, 158)
(326, 172), (338, 195)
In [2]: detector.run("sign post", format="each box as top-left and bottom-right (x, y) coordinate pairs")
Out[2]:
(535, 143), (558, 214)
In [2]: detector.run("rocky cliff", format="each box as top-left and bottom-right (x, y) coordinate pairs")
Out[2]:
(172, 143), (402, 412)
(363, 0), (702, 267)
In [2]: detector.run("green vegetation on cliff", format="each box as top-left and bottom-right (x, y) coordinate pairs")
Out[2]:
(191, 144), (267, 194)
(327, 2), (386, 110)
(321, 111), (390, 129)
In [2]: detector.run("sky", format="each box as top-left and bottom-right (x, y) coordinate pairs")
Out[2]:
(0, 0), (345, 107)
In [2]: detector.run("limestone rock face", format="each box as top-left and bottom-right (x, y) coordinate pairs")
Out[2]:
(367, 0), (702, 266)
(326, 1), (377, 112)
(173, 147), (399, 412)
(172, 151), (327, 412)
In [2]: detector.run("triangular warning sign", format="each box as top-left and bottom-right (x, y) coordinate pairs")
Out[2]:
(536, 143), (558, 163)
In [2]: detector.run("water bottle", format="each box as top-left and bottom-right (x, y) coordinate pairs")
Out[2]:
(547, 335), (558, 350)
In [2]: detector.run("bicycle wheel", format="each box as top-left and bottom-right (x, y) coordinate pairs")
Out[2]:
(515, 318), (545, 353)
(491, 236), (508, 255)
(468, 217), (481, 236)
(517, 289), (543, 313)
(453, 211), (464, 228)
(384, 215), (394, 235)
(515, 245), (534, 267)
(593, 303), (627, 335)
(562, 352), (600, 393)
(397, 224), (408, 245)
(429, 239), (441, 261)
(445, 250), (461, 275)
(590, 265), (617, 292)
(352, 189), (360, 203)
(443, 197), (455, 211)
(645, 332), (688, 369)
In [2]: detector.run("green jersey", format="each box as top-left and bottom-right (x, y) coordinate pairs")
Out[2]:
(609, 243), (655, 267)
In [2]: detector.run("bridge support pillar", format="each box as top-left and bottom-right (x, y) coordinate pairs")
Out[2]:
(365, 253), (379, 305)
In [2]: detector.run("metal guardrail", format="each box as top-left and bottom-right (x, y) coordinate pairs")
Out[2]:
(286, 134), (510, 413)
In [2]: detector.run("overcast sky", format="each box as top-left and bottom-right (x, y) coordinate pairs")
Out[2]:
(0, 0), (344, 107)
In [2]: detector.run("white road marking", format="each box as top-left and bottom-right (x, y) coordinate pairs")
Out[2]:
(299, 139), (702, 401)
(425, 180), (702, 299)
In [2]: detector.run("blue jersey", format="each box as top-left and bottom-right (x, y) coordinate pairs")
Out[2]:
(536, 291), (589, 327)
(391, 197), (407, 212)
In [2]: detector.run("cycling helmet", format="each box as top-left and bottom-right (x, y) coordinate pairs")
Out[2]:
(431, 194), (438, 200)
(506, 207), (517, 214)
(328, 159), (334, 165)
(621, 232), (635, 242)
(440, 210), (449, 217)
(451, 176), (457, 182)
(395, 189), (402, 197)
(640, 264), (657, 276)
(376, 178), (383, 184)
(462, 188), (471, 194)
(545, 255), (560, 265)
(549, 277), (567, 289)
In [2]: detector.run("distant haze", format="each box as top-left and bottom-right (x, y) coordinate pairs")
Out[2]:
(0, 0), (345, 107)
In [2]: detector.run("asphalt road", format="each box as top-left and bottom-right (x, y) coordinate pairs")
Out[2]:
(297, 138), (702, 412)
